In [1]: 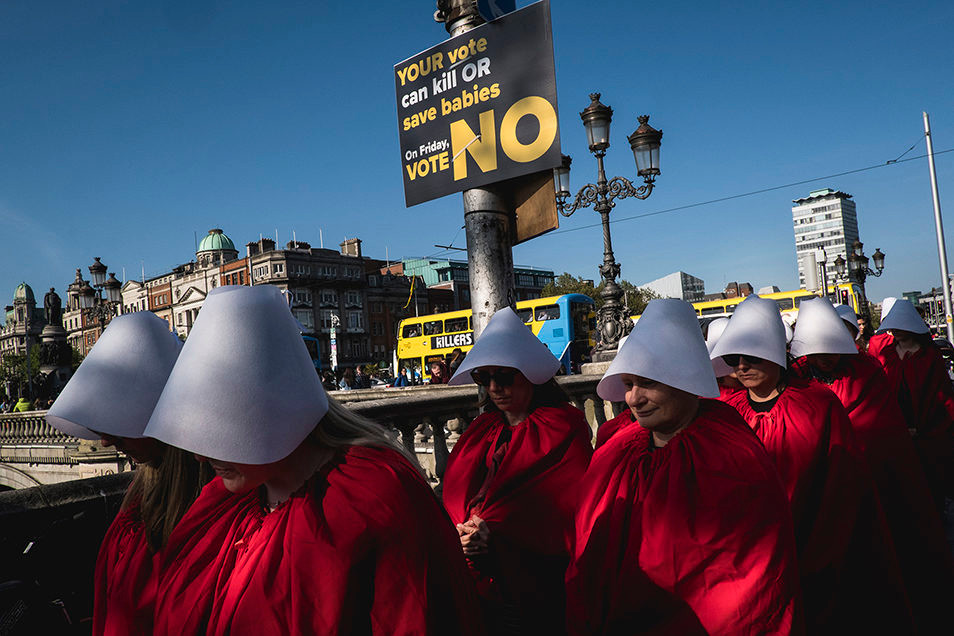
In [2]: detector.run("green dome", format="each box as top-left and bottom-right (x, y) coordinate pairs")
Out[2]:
(14, 282), (34, 303)
(197, 228), (236, 253)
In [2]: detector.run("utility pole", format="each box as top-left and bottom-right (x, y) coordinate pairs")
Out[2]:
(438, 0), (515, 339)
(924, 111), (954, 343)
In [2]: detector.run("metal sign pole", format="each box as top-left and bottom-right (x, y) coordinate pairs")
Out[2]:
(444, 3), (515, 338)
(923, 111), (954, 343)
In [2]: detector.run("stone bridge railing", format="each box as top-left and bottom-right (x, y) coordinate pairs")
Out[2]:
(0, 374), (622, 486)
(321, 374), (618, 481)
(0, 411), (78, 444)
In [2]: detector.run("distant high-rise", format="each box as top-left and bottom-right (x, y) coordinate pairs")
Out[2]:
(791, 188), (859, 288)
(639, 271), (705, 302)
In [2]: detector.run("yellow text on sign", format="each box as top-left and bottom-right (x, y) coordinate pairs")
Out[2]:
(449, 96), (558, 181)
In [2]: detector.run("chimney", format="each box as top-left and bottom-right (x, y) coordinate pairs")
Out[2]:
(340, 237), (362, 258)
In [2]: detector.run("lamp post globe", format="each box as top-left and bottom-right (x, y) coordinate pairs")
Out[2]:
(88, 257), (107, 288)
(833, 254), (847, 279)
(627, 115), (662, 178)
(580, 93), (613, 153)
(104, 273), (122, 304)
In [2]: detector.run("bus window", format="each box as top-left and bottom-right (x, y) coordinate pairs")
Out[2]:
(570, 303), (592, 338)
(516, 308), (533, 323)
(775, 299), (794, 311)
(794, 295), (816, 307)
(535, 304), (560, 321)
(446, 317), (468, 333)
(701, 306), (727, 316)
(423, 320), (443, 335)
(468, 316), (472, 330)
(402, 323), (421, 338)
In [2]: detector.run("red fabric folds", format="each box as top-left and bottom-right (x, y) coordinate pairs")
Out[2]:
(156, 446), (483, 636)
(442, 403), (593, 634)
(92, 504), (155, 636)
(594, 411), (633, 449)
(154, 477), (260, 634)
(566, 399), (802, 635)
(721, 378), (913, 633)
(792, 353), (954, 632)
(870, 335), (954, 504)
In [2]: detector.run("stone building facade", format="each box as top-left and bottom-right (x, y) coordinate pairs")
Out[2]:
(1, 283), (45, 357)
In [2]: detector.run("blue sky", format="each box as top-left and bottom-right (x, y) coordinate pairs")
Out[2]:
(2, 0), (953, 310)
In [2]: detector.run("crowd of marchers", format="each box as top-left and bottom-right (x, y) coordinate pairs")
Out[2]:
(43, 284), (954, 635)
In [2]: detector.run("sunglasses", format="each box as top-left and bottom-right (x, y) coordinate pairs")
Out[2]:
(721, 353), (768, 367)
(470, 368), (519, 387)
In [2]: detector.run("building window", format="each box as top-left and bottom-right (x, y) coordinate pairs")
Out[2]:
(320, 310), (334, 330)
(452, 268), (469, 282)
(320, 289), (338, 306)
(345, 290), (362, 308)
(294, 309), (315, 331)
(347, 311), (364, 330)
(517, 274), (534, 287)
(368, 275), (379, 287)
(293, 289), (312, 306)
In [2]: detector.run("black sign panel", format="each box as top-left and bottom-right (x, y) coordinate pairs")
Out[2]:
(431, 332), (474, 349)
(395, 1), (560, 207)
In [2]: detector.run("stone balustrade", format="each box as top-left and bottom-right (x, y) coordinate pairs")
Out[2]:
(0, 411), (79, 444)
(0, 375), (623, 486)
(336, 374), (621, 482)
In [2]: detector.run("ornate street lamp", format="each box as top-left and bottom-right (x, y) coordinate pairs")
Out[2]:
(846, 241), (886, 322)
(81, 258), (123, 336)
(554, 93), (662, 360)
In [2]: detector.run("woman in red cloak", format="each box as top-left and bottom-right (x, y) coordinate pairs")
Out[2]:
(442, 306), (593, 635)
(868, 298), (954, 508)
(568, 299), (802, 635)
(790, 297), (954, 633)
(145, 285), (483, 635)
(46, 312), (209, 636)
(712, 295), (913, 633)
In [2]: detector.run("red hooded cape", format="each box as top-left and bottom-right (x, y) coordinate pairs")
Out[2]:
(92, 504), (155, 636)
(594, 411), (633, 449)
(566, 399), (802, 635)
(870, 333), (954, 502)
(792, 353), (954, 632)
(156, 446), (481, 635)
(721, 378), (913, 633)
(442, 403), (593, 634)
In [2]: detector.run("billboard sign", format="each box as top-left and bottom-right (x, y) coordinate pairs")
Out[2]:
(394, 0), (560, 207)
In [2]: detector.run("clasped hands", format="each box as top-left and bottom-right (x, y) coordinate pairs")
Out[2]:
(456, 515), (490, 556)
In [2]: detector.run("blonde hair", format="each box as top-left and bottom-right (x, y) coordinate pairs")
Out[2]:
(311, 395), (421, 471)
(121, 444), (213, 552)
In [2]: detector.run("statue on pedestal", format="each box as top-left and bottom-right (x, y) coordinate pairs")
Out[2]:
(44, 288), (62, 326)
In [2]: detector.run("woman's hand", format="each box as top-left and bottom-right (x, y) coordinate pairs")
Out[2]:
(456, 515), (490, 556)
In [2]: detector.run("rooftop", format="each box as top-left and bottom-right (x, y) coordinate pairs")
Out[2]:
(792, 188), (853, 205)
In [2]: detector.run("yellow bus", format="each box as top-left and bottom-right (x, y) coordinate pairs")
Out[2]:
(397, 294), (597, 381)
(632, 282), (864, 324)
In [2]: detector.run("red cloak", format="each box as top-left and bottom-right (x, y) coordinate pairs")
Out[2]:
(594, 411), (633, 449)
(792, 353), (954, 632)
(442, 403), (593, 634)
(157, 446), (483, 636)
(870, 336), (954, 502)
(93, 504), (155, 636)
(721, 378), (913, 633)
(154, 477), (260, 634)
(566, 399), (802, 635)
